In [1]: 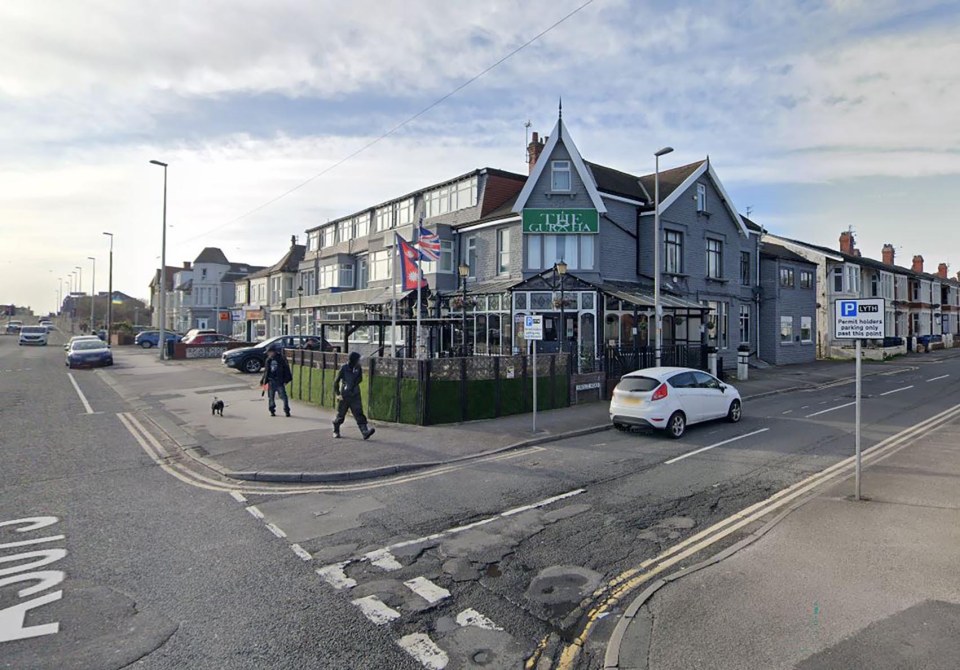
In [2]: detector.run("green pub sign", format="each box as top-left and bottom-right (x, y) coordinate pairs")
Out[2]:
(522, 208), (599, 234)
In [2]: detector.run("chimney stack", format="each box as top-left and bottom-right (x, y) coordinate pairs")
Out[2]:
(527, 132), (546, 175)
(291, 234), (297, 247)
(882, 244), (895, 265)
(183, 261), (192, 269)
(839, 230), (856, 255)
(912, 255), (924, 273)
(938, 262), (949, 278)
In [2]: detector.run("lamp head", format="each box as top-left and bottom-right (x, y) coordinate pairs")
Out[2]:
(556, 260), (568, 275)
(149, 160), (168, 167)
(655, 146), (674, 157)
(297, 285), (304, 296)
(458, 263), (470, 278)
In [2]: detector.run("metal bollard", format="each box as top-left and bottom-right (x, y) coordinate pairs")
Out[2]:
(708, 351), (718, 377)
(737, 350), (749, 381)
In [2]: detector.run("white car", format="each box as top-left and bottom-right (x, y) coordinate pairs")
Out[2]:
(610, 367), (742, 439)
(18, 325), (49, 346)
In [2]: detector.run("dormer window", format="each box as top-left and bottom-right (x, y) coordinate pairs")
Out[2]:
(696, 183), (707, 212)
(551, 160), (571, 192)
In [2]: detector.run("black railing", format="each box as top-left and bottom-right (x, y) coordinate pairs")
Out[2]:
(604, 344), (707, 381)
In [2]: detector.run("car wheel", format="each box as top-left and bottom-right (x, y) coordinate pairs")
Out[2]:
(666, 412), (686, 439)
(727, 399), (742, 423)
(243, 357), (263, 374)
(613, 422), (627, 431)
(140, 341), (153, 348)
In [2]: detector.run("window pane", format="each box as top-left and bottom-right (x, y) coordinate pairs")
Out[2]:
(580, 235), (595, 270)
(565, 235), (579, 269)
(527, 235), (542, 270)
(544, 236), (558, 266)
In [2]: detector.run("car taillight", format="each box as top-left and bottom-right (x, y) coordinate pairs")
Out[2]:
(651, 383), (668, 401)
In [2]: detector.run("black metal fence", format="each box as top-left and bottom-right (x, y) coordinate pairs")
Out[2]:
(603, 344), (707, 381)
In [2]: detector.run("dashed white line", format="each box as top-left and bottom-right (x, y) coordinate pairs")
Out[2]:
(500, 488), (586, 517)
(398, 633), (449, 669)
(290, 544), (312, 561)
(879, 385), (914, 397)
(230, 491), (247, 503)
(246, 506), (264, 520)
(352, 595), (401, 625)
(665, 428), (770, 465)
(781, 410), (793, 415)
(806, 401), (856, 418)
(67, 373), (95, 414)
(456, 608), (502, 631)
(316, 563), (357, 590)
(265, 523), (287, 539)
(927, 374), (950, 382)
(403, 577), (450, 605)
(365, 549), (403, 571)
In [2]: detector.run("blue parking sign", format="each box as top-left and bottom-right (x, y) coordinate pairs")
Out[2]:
(840, 301), (857, 317)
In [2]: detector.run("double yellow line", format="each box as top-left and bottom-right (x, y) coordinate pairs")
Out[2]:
(531, 402), (960, 669)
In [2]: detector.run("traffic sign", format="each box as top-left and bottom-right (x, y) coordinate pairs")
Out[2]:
(524, 315), (543, 340)
(834, 298), (885, 339)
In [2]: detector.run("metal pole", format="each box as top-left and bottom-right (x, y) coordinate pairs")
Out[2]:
(104, 232), (114, 339)
(558, 268), (565, 357)
(855, 338), (862, 500)
(461, 276), (468, 355)
(391, 232), (398, 357)
(88, 257), (96, 330)
(151, 161), (168, 360)
(653, 146), (673, 367)
(532, 340), (538, 432)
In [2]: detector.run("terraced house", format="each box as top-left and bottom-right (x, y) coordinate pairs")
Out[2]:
(290, 111), (761, 371)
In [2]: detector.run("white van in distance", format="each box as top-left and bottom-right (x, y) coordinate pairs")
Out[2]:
(19, 325), (49, 346)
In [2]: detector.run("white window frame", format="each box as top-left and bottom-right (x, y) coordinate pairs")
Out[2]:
(497, 228), (511, 275)
(551, 160), (571, 192)
(525, 234), (594, 272)
(800, 316), (813, 343)
(780, 316), (794, 344)
(465, 236), (478, 278)
(421, 240), (454, 274)
(370, 250), (392, 282)
(706, 239), (723, 279)
(696, 183), (707, 212)
(339, 264), (354, 289)
(739, 305), (750, 345)
(665, 230), (683, 274)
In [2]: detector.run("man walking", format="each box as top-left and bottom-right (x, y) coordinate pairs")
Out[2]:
(333, 351), (374, 440)
(260, 345), (293, 417)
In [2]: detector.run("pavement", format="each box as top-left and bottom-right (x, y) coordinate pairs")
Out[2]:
(100, 347), (960, 485)
(605, 391), (960, 670)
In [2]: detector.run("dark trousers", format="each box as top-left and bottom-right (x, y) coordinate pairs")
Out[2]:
(268, 382), (290, 414)
(334, 394), (367, 430)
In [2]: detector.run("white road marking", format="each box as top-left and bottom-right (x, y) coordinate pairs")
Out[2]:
(245, 506), (264, 520)
(880, 385), (914, 397)
(500, 488), (586, 517)
(665, 428), (770, 465)
(365, 549), (403, 571)
(403, 577), (450, 604)
(927, 374), (950, 382)
(398, 633), (449, 669)
(265, 523), (286, 539)
(316, 563), (357, 590)
(781, 410), (793, 415)
(67, 373), (94, 414)
(230, 491), (247, 503)
(806, 401), (856, 418)
(351, 595), (401, 625)
(290, 544), (312, 561)
(456, 608), (503, 631)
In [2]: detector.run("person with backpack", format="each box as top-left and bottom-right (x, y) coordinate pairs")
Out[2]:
(333, 351), (375, 440)
(260, 345), (293, 417)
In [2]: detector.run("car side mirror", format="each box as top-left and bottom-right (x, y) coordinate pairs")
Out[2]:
(720, 385), (726, 393)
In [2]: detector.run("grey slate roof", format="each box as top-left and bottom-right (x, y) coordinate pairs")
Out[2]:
(637, 160), (707, 209)
(194, 247), (230, 264)
(761, 243), (818, 266)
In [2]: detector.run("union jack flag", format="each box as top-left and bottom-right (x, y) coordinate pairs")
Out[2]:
(416, 213), (441, 261)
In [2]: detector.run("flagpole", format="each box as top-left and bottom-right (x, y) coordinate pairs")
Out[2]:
(415, 219), (422, 359)
(392, 231), (397, 357)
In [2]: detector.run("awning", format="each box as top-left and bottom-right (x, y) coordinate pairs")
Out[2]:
(445, 278), (523, 297)
(599, 282), (708, 311)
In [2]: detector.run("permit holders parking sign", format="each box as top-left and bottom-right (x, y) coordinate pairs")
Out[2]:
(834, 298), (885, 339)
(524, 315), (543, 340)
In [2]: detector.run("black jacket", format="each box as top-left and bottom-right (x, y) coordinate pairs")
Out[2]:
(261, 353), (293, 386)
(334, 363), (363, 399)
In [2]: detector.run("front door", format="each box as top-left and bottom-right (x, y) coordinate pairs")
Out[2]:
(197, 318), (209, 330)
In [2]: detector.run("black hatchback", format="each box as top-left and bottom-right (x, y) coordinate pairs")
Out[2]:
(221, 335), (334, 373)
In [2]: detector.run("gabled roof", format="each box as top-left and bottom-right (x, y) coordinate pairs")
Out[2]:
(248, 245), (305, 279)
(761, 243), (817, 266)
(513, 117), (606, 214)
(741, 214), (764, 233)
(194, 247), (230, 264)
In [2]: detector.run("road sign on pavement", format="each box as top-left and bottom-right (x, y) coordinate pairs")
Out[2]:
(835, 298), (885, 339)
(524, 315), (543, 340)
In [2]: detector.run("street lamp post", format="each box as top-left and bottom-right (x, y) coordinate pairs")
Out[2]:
(554, 260), (568, 355)
(458, 262), (470, 356)
(87, 256), (96, 331)
(75, 266), (83, 329)
(653, 146), (674, 367)
(297, 285), (304, 338)
(150, 160), (168, 359)
(103, 232), (114, 339)
(57, 277), (63, 314)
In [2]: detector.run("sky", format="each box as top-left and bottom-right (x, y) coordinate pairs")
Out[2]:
(2, 0), (959, 315)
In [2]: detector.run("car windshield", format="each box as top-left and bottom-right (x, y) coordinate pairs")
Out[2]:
(22, 326), (46, 334)
(73, 341), (106, 350)
(616, 376), (661, 392)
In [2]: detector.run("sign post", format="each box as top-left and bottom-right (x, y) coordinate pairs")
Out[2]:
(834, 298), (885, 500)
(524, 315), (544, 432)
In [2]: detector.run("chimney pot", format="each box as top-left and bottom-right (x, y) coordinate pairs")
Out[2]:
(938, 262), (949, 278)
(912, 255), (924, 273)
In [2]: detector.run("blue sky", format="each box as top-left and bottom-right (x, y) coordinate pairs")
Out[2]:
(2, 0), (959, 313)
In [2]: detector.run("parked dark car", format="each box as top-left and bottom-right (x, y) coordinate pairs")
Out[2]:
(134, 330), (183, 348)
(221, 335), (334, 373)
(183, 333), (238, 345)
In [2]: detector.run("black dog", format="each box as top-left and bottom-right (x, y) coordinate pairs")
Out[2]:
(211, 397), (225, 417)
